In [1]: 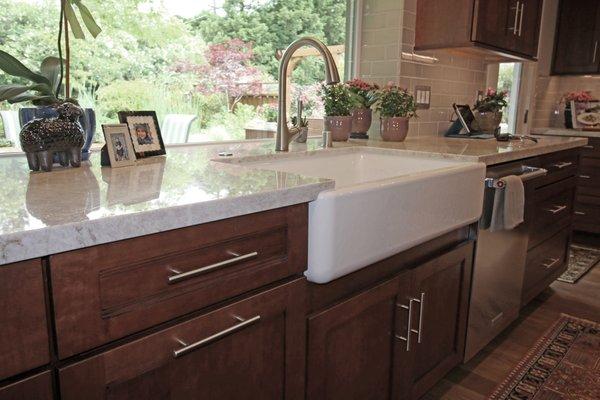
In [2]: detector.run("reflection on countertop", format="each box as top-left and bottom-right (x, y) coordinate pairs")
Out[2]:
(531, 127), (600, 139)
(0, 134), (587, 265)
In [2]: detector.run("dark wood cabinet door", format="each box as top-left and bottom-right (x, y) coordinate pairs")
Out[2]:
(0, 260), (50, 380)
(59, 279), (306, 400)
(472, 0), (515, 50)
(0, 371), (53, 400)
(404, 243), (474, 400)
(306, 276), (403, 400)
(513, 0), (544, 56)
(553, 0), (600, 74)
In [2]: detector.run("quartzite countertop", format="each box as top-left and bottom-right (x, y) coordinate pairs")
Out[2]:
(0, 134), (587, 265)
(532, 127), (600, 139)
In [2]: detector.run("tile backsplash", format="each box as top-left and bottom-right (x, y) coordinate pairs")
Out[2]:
(359, 0), (488, 138)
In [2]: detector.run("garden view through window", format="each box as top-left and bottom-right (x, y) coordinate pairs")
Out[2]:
(0, 0), (349, 150)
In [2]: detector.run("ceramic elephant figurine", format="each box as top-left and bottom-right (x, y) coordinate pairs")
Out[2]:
(20, 102), (85, 172)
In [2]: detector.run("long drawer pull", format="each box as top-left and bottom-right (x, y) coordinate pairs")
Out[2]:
(168, 251), (259, 284)
(583, 145), (594, 150)
(173, 315), (260, 358)
(575, 211), (586, 216)
(544, 205), (567, 215)
(579, 175), (591, 179)
(517, 2), (524, 36)
(552, 161), (573, 169)
(413, 292), (425, 344)
(396, 298), (416, 352)
(542, 258), (560, 269)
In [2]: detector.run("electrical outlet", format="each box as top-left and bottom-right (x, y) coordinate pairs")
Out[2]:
(414, 86), (431, 109)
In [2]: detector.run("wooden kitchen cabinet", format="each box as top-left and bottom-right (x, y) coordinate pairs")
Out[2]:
(575, 138), (600, 233)
(393, 243), (474, 400)
(306, 275), (407, 400)
(553, 0), (600, 75)
(60, 278), (306, 400)
(0, 371), (53, 400)
(416, 0), (543, 60)
(0, 259), (50, 380)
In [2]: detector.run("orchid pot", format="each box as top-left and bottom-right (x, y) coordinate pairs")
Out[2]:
(380, 117), (409, 142)
(473, 111), (502, 135)
(350, 107), (372, 138)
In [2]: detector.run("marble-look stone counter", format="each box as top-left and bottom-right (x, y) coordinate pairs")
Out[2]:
(0, 134), (586, 265)
(0, 141), (333, 266)
(339, 135), (588, 165)
(531, 127), (600, 139)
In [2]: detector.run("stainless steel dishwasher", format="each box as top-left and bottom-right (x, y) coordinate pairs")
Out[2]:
(464, 162), (547, 362)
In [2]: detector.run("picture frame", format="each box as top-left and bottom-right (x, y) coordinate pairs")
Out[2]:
(118, 111), (166, 158)
(102, 124), (137, 168)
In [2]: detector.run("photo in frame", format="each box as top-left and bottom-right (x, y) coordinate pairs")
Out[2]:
(102, 124), (137, 168)
(118, 111), (166, 158)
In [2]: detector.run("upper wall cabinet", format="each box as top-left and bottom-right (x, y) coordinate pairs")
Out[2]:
(552, 0), (600, 75)
(415, 0), (543, 60)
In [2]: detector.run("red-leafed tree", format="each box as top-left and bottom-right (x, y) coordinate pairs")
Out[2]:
(175, 39), (263, 111)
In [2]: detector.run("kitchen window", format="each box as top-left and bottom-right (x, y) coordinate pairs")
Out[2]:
(0, 0), (355, 151)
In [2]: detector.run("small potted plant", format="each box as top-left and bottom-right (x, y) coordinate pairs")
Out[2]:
(346, 78), (379, 139)
(473, 88), (507, 135)
(375, 84), (416, 142)
(291, 115), (308, 143)
(562, 90), (594, 129)
(321, 83), (356, 142)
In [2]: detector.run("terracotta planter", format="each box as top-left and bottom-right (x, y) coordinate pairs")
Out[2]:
(473, 111), (502, 135)
(380, 117), (409, 142)
(324, 116), (352, 142)
(350, 107), (372, 139)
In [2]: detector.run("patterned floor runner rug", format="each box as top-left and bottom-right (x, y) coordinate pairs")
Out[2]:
(557, 245), (600, 284)
(488, 314), (600, 400)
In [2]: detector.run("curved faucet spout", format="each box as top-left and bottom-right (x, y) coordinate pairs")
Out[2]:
(276, 37), (341, 151)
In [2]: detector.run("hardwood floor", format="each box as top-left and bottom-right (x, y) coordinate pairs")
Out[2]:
(424, 238), (600, 400)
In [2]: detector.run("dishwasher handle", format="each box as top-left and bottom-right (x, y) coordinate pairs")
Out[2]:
(485, 167), (547, 189)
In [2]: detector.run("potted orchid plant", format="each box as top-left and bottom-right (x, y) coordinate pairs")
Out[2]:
(320, 83), (358, 142)
(562, 90), (594, 129)
(473, 88), (508, 135)
(346, 78), (379, 139)
(375, 84), (417, 142)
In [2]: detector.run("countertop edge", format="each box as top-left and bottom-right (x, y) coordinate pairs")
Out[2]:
(0, 181), (333, 266)
(479, 137), (588, 165)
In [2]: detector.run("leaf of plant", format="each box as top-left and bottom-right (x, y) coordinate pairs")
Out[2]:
(71, 0), (101, 38)
(40, 57), (63, 94)
(0, 50), (51, 85)
(6, 93), (57, 105)
(64, 0), (86, 39)
(0, 83), (54, 102)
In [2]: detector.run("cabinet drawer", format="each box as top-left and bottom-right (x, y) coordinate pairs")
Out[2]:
(522, 229), (570, 306)
(59, 278), (306, 400)
(536, 149), (579, 187)
(51, 205), (307, 358)
(581, 138), (600, 159)
(529, 177), (576, 249)
(0, 371), (53, 400)
(574, 202), (600, 234)
(0, 260), (49, 380)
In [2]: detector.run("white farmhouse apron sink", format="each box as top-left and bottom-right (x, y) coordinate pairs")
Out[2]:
(238, 147), (485, 283)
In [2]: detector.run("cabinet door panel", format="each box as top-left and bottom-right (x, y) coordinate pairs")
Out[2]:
(59, 279), (306, 400)
(514, 0), (543, 56)
(307, 276), (402, 400)
(408, 243), (474, 400)
(553, 0), (600, 74)
(0, 260), (49, 380)
(0, 371), (53, 400)
(473, 0), (514, 50)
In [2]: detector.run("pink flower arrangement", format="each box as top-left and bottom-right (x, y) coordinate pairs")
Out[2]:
(563, 90), (594, 103)
(346, 78), (380, 108)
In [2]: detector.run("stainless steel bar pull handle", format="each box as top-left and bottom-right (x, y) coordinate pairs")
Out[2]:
(396, 298), (415, 352)
(594, 41), (599, 63)
(517, 2), (525, 37)
(520, 167), (548, 182)
(411, 292), (425, 344)
(575, 211), (586, 216)
(545, 205), (567, 214)
(542, 258), (560, 269)
(584, 145), (595, 149)
(579, 175), (591, 179)
(510, 1), (520, 35)
(552, 161), (573, 169)
(168, 251), (258, 284)
(173, 315), (260, 358)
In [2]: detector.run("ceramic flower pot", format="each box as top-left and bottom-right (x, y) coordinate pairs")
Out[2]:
(324, 116), (352, 142)
(380, 117), (409, 142)
(473, 111), (502, 135)
(350, 107), (372, 139)
(294, 127), (308, 143)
